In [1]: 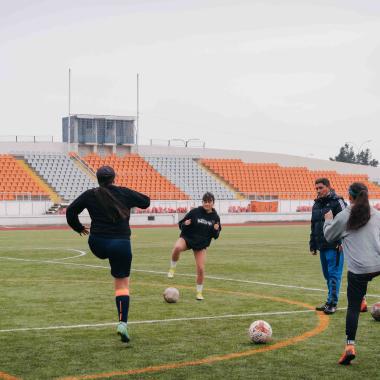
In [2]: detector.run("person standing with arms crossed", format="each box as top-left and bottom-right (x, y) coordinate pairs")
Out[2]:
(324, 182), (380, 365)
(310, 178), (347, 314)
(167, 192), (221, 300)
(66, 166), (150, 343)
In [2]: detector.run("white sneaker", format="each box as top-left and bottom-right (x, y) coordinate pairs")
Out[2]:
(196, 292), (204, 301)
(167, 268), (175, 278)
(116, 322), (130, 343)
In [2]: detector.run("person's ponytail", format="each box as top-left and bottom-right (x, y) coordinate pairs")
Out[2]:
(94, 166), (130, 223)
(94, 186), (130, 223)
(347, 182), (371, 230)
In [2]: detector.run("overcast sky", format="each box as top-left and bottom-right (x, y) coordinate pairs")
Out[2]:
(1, 0), (379, 159)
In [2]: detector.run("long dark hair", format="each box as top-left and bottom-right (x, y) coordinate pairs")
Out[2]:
(347, 182), (371, 230)
(94, 166), (130, 223)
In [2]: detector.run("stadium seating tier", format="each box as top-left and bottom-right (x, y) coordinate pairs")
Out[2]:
(144, 156), (236, 200)
(23, 153), (98, 201)
(0, 154), (49, 200)
(83, 153), (190, 200)
(200, 158), (380, 199)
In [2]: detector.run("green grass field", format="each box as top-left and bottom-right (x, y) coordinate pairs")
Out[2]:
(0, 225), (380, 380)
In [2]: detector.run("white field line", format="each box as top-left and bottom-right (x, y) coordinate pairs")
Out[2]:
(0, 253), (379, 298)
(0, 256), (106, 269)
(0, 247), (87, 261)
(132, 269), (380, 298)
(134, 269), (328, 292)
(53, 249), (87, 261)
(0, 308), (344, 334)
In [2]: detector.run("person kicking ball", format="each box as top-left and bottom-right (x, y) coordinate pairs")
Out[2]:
(167, 192), (221, 300)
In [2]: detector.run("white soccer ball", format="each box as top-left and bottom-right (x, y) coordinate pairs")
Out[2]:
(248, 320), (272, 343)
(371, 301), (380, 321)
(163, 287), (180, 303)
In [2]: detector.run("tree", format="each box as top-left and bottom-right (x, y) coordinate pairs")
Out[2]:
(330, 144), (378, 167)
(356, 148), (379, 167)
(329, 143), (356, 164)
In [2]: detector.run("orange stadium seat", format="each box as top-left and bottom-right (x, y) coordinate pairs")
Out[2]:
(200, 158), (380, 200)
(0, 155), (49, 199)
(82, 153), (189, 200)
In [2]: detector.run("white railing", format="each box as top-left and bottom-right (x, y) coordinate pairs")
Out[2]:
(0, 193), (53, 216)
(0, 135), (54, 143)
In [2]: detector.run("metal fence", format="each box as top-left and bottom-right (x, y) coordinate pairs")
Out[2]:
(0, 193), (53, 216)
(0, 135), (54, 142)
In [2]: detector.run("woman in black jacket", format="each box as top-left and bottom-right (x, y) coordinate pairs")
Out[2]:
(66, 166), (150, 343)
(167, 192), (221, 300)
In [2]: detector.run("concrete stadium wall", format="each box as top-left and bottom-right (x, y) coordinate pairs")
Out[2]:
(0, 214), (177, 227)
(0, 200), (306, 216)
(147, 199), (380, 213)
(2, 198), (379, 218)
(0, 201), (53, 216)
(148, 199), (311, 213)
(0, 212), (311, 227)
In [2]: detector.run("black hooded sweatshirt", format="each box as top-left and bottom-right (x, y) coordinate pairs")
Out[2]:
(66, 185), (150, 238)
(179, 206), (221, 250)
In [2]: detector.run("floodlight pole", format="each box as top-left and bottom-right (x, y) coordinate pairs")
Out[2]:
(136, 73), (140, 152)
(68, 68), (71, 152)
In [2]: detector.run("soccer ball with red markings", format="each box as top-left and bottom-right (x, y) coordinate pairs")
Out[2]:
(371, 302), (380, 321)
(163, 287), (180, 303)
(248, 320), (272, 343)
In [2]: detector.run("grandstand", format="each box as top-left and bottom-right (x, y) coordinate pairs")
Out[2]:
(200, 159), (380, 199)
(23, 152), (98, 201)
(82, 153), (189, 200)
(144, 156), (236, 200)
(1, 137), (380, 223)
(0, 154), (49, 200)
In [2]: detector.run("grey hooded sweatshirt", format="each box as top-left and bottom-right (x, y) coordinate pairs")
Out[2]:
(323, 206), (380, 274)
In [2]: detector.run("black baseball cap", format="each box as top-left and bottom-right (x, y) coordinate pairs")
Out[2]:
(96, 166), (115, 184)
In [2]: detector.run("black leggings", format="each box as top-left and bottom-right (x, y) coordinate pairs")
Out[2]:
(88, 235), (132, 278)
(346, 271), (380, 340)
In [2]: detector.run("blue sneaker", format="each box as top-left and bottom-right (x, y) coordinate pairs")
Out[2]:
(117, 322), (130, 343)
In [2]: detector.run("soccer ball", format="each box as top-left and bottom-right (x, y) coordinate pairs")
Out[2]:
(371, 302), (380, 321)
(163, 287), (179, 303)
(248, 320), (272, 343)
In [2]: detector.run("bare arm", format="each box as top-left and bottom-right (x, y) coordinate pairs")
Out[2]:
(323, 208), (349, 242)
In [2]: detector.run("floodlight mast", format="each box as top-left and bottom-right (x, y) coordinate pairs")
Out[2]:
(68, 68), (71, 152)
(136, 73), (140, 152)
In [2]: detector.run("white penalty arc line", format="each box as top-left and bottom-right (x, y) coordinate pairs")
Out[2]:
(0, 247), (87, 261)
(0, 255), (380, 298)
(0, 256), (105, 268)
(0, 308), (337, 334)
(54, 250), (87, 261)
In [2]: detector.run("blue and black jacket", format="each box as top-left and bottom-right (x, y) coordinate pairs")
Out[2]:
(310, 191), (346, 251)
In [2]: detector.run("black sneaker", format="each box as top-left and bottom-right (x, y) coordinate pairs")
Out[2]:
(324, 304), (337, 315)
(315, 303), (328, 311)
